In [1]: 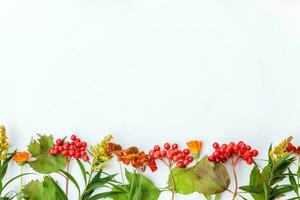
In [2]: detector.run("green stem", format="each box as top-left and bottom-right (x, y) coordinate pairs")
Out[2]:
(297, 156), (300, 198)
(119, 162), (125, 184)
(129, 169), (136, 198)
(18, 166), (24, 200)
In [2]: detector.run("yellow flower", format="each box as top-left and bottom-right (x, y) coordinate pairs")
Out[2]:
(90, 134), (113, 171)
(186, 140), (203, 159)
(270, 136), (293, 160)
(13, 151), (34, 166)
(0, 125), (10, 160)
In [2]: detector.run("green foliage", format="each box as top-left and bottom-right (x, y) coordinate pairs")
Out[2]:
(80, 169), (118, 200)
(28, 135), (67, 174)
(109, 169), (161, 200)
(170, 157), (230, 196)
(22, 176), (67, 200)
(240, 152), (295, 200)
(0, 153), (15, 194)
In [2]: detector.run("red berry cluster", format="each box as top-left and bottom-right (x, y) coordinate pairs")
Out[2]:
(49, 134), (89, 161)
(149, 143), (194, 168)
(208, 141), (258, 165)
(286, 143), (300, 154)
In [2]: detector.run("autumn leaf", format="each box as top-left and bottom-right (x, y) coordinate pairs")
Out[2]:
(170, 157), (230, 195)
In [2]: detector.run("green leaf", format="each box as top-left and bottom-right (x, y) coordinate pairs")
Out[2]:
(240, 164), (265, 200)
(59, 170), (81, 197)
(126, 170), (160, 200)
(288, 168), (298, 195)
(22, 176), (67, 200)
(80, 169), (119, 200)
(28, 135), (67, 174)
(88, 191), (123, 200)
(170, 157), (230, 195)
(76, 159), (87, 186)
(109, 170), (160, 200)
(241, 151), (295, 200)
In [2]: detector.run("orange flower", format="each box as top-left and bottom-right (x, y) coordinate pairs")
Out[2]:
(186, 140), (202, 159)
(13, 151), (34, 166)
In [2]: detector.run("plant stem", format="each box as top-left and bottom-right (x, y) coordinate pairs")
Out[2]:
(66, 158), (71, 197)
(297, 156), (300, 198)
(168, 163), (175, 200)
(119, 161), (125, 184)
(232, 165), (238, 200)
(18, 166), (24, 200)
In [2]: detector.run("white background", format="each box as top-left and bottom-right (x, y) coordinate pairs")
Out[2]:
(1, 0), (300, 199)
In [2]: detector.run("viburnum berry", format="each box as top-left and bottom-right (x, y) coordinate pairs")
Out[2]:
(149, 142), (193, 169)
(208, 141), (258, 166)
(49, 135), (89, 162)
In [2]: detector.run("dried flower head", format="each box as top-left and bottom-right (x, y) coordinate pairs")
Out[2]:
(112, 146), (153, 171)
(0, 125), (10, 160)
(270, 136), (293, 160)
(90, 134), (115, 171)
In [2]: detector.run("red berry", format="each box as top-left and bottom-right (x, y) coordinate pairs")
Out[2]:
(160, 150), (167, 157)
(172, 143), (178, 149)
(208, 155), (214, 162)
(80, 147), (86, 151)
(213, 142), (219, 149)
(154, 145), (160, 151)
(81, 142), (87, 148)
(75, 139), (81, 143)
(177, 153), (183, 159)
(56, 139), (63, 145)
(174, 149), (181, 155)
(80, 151), (87, 156)
(74, 153), (81, 159)
(176, 161), (184, 168)
(233, 145), (239, 153)
(167, 151), (174, 159)
(187, 156), (193, 162)
(213, 151), (220, 157)
(53, 149), (59, 155)
(153, 151), (161, 159)
(246, 158), (253, 164)
(58, 146), (64, 151)
(75, 142), (82, 148)
(244, 150), (251, 158)
(62, 150), (68, 156)
(49, 148), (55, 155)
(173, 155), (180, 162)
(183, 159), (190, 166)
(68, 150), (75, 157)
(164, 143), (171, 150)
(183, 149), (190, 155)
(69, 145), (75, 150)
(149, 150), (155, 157)
(71, 135), (77, 140)
(251, 150), (258, 157)
(83, 155), (89, 161)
